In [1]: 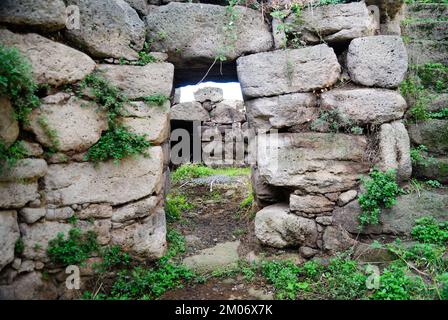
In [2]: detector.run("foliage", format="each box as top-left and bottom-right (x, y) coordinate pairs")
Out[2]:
(358, 169), (402, 226)
(0, 45), (40, 123)
(165, 194), (193, 222)
(261, 260), (302, 300)
(317, 0), (346, 5)
(164, 228), (187, 260)
(428, 108), (448, 119)
(15, 238), (24, 255)
(47, 228), (98, 266)
(411, 216), (448, 245)
(83, 126), (151, 164)
(311, 109), (361, 134)
(416, 63), (448, 93)
(100, 245), (131, 270)
(0, 141), (27, 172)
(239, 192), (254, 209)
(143, 94), (169, 106)
(37, 116), (60, 151)
(171, 163), (250, 182)
(410, 145), (436, 167)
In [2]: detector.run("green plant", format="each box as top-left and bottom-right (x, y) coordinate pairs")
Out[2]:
(164, 228), (186, 260)
(416, 63), (448, 93)
(428, 108), (448, 119)
(425, 179), (442, 188)
(410, 145), (436, 167)
(37, 116), (60, 150)
(143, 94), (169, 106)
(358, 169), (402, 226)
(310, 109), (357, 133)
(239, 192), (254, 209)
(15, 238), (24, 255)
(171, 163), (250, 183)
(100, 245), (131, 270)
(261, 260), (301, 300)
(411, 216), (448, 245)
(47, 228), (98, 266)
(0, 45), (40, 123)
(83, 126), (151, 164)
(165, 194), (193, 222)
(0, 141), (27, 172)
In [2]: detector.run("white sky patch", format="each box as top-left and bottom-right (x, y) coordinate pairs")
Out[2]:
(178, 81), (244, 103)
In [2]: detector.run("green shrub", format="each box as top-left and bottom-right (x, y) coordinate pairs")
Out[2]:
(410, 145), (435, 167)
(239, 192), (254, 209)
(0, 45), (40, 123)
(0, 141), (27, 172)
(411, 216), (448, 245)
(143, 94), (169, 106)
(84, 126), (151, 164)
(164, 228), (186, 260)
(165, 194), (193, 222)
(358, 169), (402, 226)
(15, 238), (24, 255)
(47, 228), (98, 266)
(171, 164), (250, 182)
(416, 63), (448, 93)
(261, 260), (302, 300)
(100, 245), (131, 270)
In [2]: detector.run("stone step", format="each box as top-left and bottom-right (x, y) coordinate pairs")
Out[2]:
(405, 3), (448, 20)
(413, 156), (448, 184)
(406, 40), (448, 65)
(402, 20), (448, 41)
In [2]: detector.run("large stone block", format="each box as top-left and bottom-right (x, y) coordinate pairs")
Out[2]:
(378, 121), (412, 181)
(210, 101), (245, 124)
(112, 196), (159, 223)
(0, 182), (39, 209)
(145, 3), (273, 67)
(257, 133), (369, 193)
(97, 63), (174, 99)
(65, 0), (145, 60)
(0, 29), (96, 86)
(44, 147), (164, 206)
(320, 88), (407, 125)
(347, 36), (408, 88)
(171, 102), (210, 121)
(0, 0), (67, 31)
(255, 203), (318, 249)
(237, 45), (340, 99)
(408, 120), (448, 155)
(285, 2), (377, 44)
(0, 159), (47, 182)
(0, 97), (19, 148)
(0, 211), (20, 271)
(246, 93), (317, 131)
(26, 97), (108, 152)
(290, 194), (335, 214)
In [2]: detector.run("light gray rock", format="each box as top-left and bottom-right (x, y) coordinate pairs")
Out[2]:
(125, 0), (151, 15)
(18, 260), (34, 273)
(378, 121), (412, 181)
(65, 0), (145, 60)
(21, 142), (44, 157)
(290, 194), (335, 214)
(112, 196), (159, 223)
(145, 3), (273, 66)
(320, 88), (407, 125)
(0, 29), (96, 86)
(255, 203), (318, 249)
(94, 219), (112, 245)
(0, 0), (67, 31)
(0, 159), (47, 182)
(408, 120), (448, 155)
(210, 101), (245, 124)
(0, 97), (19, 148)
(25, 97), (108, 152)
(20, 208), (46, 224)
(299, 246), (319, 259)
(0, 271), (58, 300)
(44, 146), (164, 206)
(0, 211), (20, 271)
(183, 241), (240, 273)
(97, 63), (174, 99)
(257, 133), (369, 193)
(46, 207), (74, 221)
(111, 206), (166, 259)
(333, 190), (448, 235)
(285, 2), (377, 44)
(77, 204), (113, 219)
(246, 93), (317, 131)
(323, 226), (357, 252)
(171, 102), (210, 121)
(338, 190), (358, 206)
(315, 215), (333, 226)
(193, 87), (224, 103)
(237, 45), (340, 99)
(19, 221), (71, 260)
(0, 182), (39, 209)
(347, 36), (408, 88)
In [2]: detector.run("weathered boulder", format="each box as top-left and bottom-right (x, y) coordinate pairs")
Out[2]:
(120, 101), (170, 145)
(0, 97), (19, 148)
(285, 2), (377, 44)
(290, 194), (335, 214)
(0, 0), (67, 31)
(246, 93), (317, 131)
(0, 159), (47, 183)
(408, 120), (448, 154)
(0, 271), (58, 300)
(378, 121), (412, 181)
(145, 3), (273, 66)
(193, 87), (224, 103)
(347, 36), (408, 88)
(0, 211), (20, 271)
(257, 133), (369, 193)
(20, 208), (46, 224)
(171, 102), (210, 121)
(19, 221), (72, 260)
(0, 182), (39, 209)
(333, 190), (448, 235)
(320, 88), (407, 125)
(255, 203), (318, 249)
(0, 29), (96, 86)
(44, 147), (163, 206)
(65, 0), (145, 60)
(25, 97), (107, 152)
(323, 225), (357, 252)
(112, 196), (159, 223)
(210, 101), (245, 124)
(237, 45), (341, 99)
(97, 63), (174, 99)
(413, 156), (448, 184)
(111, 206), (166, 259)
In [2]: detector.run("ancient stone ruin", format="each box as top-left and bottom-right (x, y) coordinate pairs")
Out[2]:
(0, 0), (446, 300)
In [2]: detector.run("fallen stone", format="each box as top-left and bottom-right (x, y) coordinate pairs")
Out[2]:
(65, 0), (145, 60)
(171, 102), (210, 121)
(347, 36), (408, 88)
(237, 45), (341, 99)
(0, 29), (96, 86)
(290, 194), (335, 214)
(0, 211), (20, 272)
(408, 120), (448, 155)
(0, 97), (19, 148)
